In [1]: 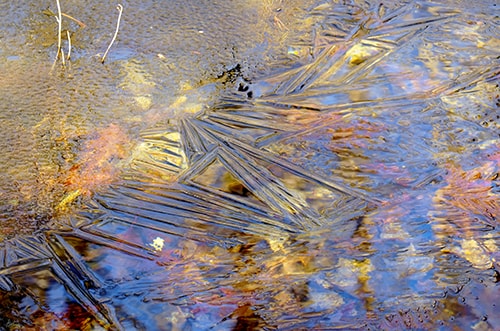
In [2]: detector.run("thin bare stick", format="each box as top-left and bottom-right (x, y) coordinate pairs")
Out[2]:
(61, 48), (66, 66)
(61, 12), (86, 28)
(51, 15), (61, 71)
(66, 30), (71, 61)
(101, 4), (123, 64)
(43, 9), (86, 28)
(55, 0), (62, 60)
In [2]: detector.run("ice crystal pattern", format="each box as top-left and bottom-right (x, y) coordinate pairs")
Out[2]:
(1, 1), (499, 330)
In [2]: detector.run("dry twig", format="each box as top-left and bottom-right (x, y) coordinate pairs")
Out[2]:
(60, 48), (66, 66)
(66, 30), (71, 61)
(55, 0), (62, 60)
(62, 12), (86, 28)
(51, 0), (64, 70)
(101, 4), (123, 64)
(43, 9), (87, 28)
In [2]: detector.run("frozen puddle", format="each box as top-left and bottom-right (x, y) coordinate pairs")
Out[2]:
(0, 1), (499, 329)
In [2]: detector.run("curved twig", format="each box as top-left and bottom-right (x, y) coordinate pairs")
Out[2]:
(101, 4), (123, 64)
(55, 0), (62, 60)
(66, 30), (71, 61)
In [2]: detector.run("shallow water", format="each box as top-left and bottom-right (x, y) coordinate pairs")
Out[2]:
(0, 0), (499, 330)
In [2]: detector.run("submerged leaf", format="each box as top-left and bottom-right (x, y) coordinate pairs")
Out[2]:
(64, 123), (132, 196)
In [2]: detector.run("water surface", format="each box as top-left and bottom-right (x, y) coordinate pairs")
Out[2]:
(0, 0), (499, 329)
